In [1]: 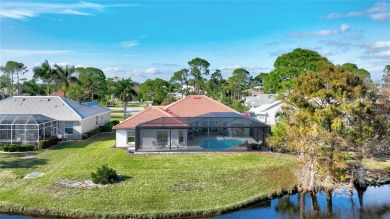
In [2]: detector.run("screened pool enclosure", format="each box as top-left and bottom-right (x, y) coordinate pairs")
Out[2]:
(0, 114), (58, 144)
(134, 112), (271, 152)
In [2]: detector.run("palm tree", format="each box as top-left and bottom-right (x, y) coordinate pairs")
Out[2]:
(22, 79), (45, 96)
(113, 78), (137, 119)
(33, 60), (55, 96)
(53, 64), (79, 98)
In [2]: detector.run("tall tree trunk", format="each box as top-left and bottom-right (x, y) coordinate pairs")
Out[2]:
(310, 192), (320, 215)
(46, 81), (50, 96)
(16, 72), (19, 96)
(326, 190), (333, 216)
(298, 192), (306, 218)
(123, 101), (127, 120)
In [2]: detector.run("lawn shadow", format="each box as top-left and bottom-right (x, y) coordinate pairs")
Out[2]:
(49, 132), (115, 151)
(118, 175), (132, 182)
(0, 158), (47, 169)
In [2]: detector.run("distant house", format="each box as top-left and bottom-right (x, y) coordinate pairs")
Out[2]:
(50, 90), (65, 97)
(243, 86), (264, 97)
(244, 94), (276, 108)
(114, 95), (269, 152)
(0, 96), (111, 143)
(247, 100), (283, 125)
(168, 85), (197, 99)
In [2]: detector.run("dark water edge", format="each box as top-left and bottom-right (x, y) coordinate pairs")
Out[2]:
(2, 184), (390, 219)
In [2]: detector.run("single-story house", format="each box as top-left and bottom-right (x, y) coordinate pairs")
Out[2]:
(114, 95), (269, 152)
(244, 94), (276, 108)
(0, 96), (111, 143)
(247, 100), (283, 125)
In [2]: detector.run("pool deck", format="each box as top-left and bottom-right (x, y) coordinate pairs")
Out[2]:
(136, 134), (260, 152)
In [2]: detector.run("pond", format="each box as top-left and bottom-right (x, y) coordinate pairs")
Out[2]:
(1, 185), (390, 219)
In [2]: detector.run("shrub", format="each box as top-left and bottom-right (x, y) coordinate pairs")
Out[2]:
(112, 120), (120, 126)
(38, 136), (59, 149)
(100, 122), (115, 132)
(0, 144), (36, 152)
(82, 127), (102, 139)
(91, 164), (119, 184)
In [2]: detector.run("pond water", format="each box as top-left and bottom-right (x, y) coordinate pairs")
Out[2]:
(1, 185), (390, 219)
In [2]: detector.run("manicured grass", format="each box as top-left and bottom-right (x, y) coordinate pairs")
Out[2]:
(111, 113), (130, 122)
(0, 133), (299, 218)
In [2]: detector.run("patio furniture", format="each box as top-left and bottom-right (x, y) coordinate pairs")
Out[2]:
(218, 128), (228, 135)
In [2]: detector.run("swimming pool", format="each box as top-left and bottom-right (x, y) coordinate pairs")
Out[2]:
(200, 139), (244, 150)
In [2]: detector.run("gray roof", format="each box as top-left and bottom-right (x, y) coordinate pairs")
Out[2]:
(0, 114), (56, 125)
(245, 94), (276, 108)
(0, 96), (110, 121)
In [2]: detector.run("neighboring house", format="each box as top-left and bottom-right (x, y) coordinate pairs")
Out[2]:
(244, 94), (276, 108)
(168, 85), (197, 99)
(50, 90), (65, 97)
(114, 95), (269, 152)
(0, 96), (111, 143)
(248, 100), (283, 125)
(243, 86), (263, 97)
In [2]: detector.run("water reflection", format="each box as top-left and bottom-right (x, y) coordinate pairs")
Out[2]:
(211, 184), (390, 219)
(1, 185), (390, 219)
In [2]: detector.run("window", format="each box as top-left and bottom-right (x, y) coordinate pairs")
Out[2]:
(157, 131), (168, 146)
(96, 116), (98, 126)
(127, 129), (135, 143)
(65, 122), (74, 135)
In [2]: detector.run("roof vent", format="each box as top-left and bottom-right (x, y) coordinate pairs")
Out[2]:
(14, 98), (25, 101)
(40, 98), (51, 101)
(193, 96), (202, 99)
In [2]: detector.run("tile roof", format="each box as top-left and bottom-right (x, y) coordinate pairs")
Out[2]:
(164, 95), (237, 117)
(114, 95), (239, 129)
(0, 96), (110, 120)
(114, 106), (172, 129)
(50, 90), (65, 97)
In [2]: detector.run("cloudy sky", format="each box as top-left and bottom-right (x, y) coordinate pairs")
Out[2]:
(0, 0), (389, 83)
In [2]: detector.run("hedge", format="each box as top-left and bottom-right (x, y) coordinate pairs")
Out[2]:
(0, 144), (36, 152)
(82, 121), (118, 139)
(38, 136), (60, 149)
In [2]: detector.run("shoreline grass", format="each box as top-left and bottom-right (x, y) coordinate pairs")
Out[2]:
(0, 133), (299, 218)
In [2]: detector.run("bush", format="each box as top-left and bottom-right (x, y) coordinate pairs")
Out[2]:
(112, 120), (120, 126)
(91, 164), (119, 184)
(38, 136), (59, 149)
(0, 144), (36, 152)
(82, 127), (102, 139)
(100, 122), (112, 132)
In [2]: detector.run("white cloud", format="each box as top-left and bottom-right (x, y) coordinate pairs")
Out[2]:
(219, 65), (241, 71)
(369, 41), (390, 49)
(145, 68), (157, 74)
(371, 12), (390, 21)
(0, 1), (137, 20)
(323, 2), (390, 21)
(103, 67), (161, 77)
(371, 50), (390, 58)
(291, 24), (350, 37)
(121, 40), (139, 48)
(340, 24), (350, 32)
(152, 63), (180, 67)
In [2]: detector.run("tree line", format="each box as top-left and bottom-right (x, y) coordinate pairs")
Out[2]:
(0, 58), (257, 112)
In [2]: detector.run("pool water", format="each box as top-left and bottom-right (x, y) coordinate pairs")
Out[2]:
(201, 139), (244, 150)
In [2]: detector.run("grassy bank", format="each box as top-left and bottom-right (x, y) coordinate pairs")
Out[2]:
(0, 133), (299, 218)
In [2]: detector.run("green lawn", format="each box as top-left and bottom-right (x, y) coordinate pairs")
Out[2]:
(111, 113), (130, 122)
(0, 133), (299, 218)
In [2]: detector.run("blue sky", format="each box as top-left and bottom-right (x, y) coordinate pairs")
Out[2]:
(1, 0), (389, 83)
